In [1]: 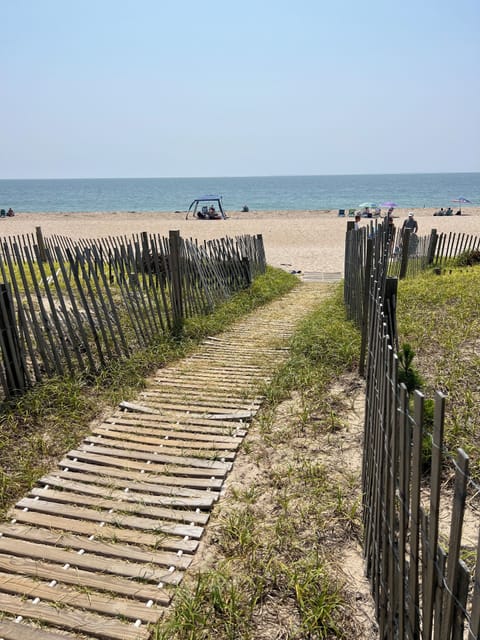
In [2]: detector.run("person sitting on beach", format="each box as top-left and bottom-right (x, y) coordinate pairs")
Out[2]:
(445, 207), (453, 216)
(208, 206), (221, 219)
(6, 208), (14, 217)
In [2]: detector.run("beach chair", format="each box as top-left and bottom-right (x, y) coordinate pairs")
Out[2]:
(0, 209), (5, 218)
(348, 209), (356, 217)
(338, 209), (345, 217)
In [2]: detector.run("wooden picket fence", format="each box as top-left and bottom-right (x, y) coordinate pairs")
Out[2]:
(430, 229), (480, 267)
(345, 221), (480, 638)
(344, 222), (480, 373)
(0, 229), (266, 400)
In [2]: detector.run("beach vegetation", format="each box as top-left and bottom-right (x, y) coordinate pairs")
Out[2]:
(397, 342), (424, 393)
(454, 249), (480, 267)
(396, 264), (480, 478)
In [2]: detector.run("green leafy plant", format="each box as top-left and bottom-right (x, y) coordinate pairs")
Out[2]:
(398, 343), (424, 392)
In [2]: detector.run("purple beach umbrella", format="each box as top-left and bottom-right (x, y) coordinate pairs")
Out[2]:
(451, 196), (472, 212)
(381, 201), (398, 208)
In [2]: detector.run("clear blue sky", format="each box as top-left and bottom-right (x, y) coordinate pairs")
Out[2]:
(2, 0), (479, 179)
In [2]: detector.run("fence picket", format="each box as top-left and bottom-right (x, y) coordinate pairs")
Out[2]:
(423, 392), (446, 640)
(441, 450), (469, 640)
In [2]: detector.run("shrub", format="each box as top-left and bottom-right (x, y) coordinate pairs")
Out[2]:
(454, 250), (480, 267)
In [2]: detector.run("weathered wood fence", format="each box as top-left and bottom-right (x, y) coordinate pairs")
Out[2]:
(344, 221), (480, 638)
(344, 222), (480, 369)
(0, 229), (266, 400)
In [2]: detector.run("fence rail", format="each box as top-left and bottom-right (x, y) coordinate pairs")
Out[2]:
(344, 221), (480, 639)
(0, 229), (266, 401)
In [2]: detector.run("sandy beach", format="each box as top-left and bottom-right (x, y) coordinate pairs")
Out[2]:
(2, 208), (479, 275)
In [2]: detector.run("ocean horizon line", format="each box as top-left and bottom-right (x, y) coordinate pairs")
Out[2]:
(1, 170), (479, 182)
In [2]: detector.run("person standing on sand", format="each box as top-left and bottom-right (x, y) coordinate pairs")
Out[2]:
(386, 209), (396, 241)
(354, 214), (361, 230)
(402, 212), (418, 233)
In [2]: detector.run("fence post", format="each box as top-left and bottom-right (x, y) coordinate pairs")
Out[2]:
(241, 257), (252, 287)
(169, 229), (184, 337)
(427, 229), (438, 264)
(399, 229), (411, 279)
(384, 277), (398, 345)
(36, 226), (47, 263)
(347, 220), (355, 232)
(0, 283), (27, 395)
(359, 237), (373, 377)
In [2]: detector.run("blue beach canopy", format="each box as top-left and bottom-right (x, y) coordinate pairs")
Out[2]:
(186, 195), (226, 219)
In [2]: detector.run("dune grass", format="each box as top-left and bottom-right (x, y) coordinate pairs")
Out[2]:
(396, 263), (480, 478)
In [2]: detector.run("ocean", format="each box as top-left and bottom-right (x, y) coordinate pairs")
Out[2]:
(0, 173), (478, 214)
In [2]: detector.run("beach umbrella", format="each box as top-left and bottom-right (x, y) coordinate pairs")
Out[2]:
(381, 201), (398, 208)
(358, 202), (378, 208)
(451, 196), (472, 212)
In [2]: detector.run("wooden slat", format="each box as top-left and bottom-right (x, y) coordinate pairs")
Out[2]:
(152, 376), (260, 394)
(29, 487), (210, 523)
(62, 449), (229, 478)
(50, 462), (223, 493)
(0, 592), (149, 640)
(0, 523), (192, 569)
(139, 394), (260, 411)
(0, 570), (161, 623)
(95, 422), (242, 444)
(39, 472), (217, 505)
(113, 409), (248, 430)
(85, 432), (239, 453)
(15, 498), (204, 539)
(0, 620), (82, 640)
(0, 537), (183, 584)
(9, 509), (198, 551)
(129, 400), (256, 419)
(105, 414), (247, 436)
(143, 387), (263, 406)
(75, 444), (232, 471)
(0, 553), (171, 603)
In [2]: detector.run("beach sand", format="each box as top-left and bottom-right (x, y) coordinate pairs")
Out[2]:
(2, 208), (479, 275)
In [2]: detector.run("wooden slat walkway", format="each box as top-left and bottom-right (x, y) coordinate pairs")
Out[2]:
(0, 283), (329, 639)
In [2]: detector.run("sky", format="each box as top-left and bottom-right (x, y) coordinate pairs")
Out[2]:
(2, 0), (479, 179)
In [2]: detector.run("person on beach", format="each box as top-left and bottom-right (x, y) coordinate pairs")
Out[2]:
(402, 212), (418, 233)
(6, 208), (14, 217)
(354, 214), (361, 230)
(386, 209), (396, 241)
